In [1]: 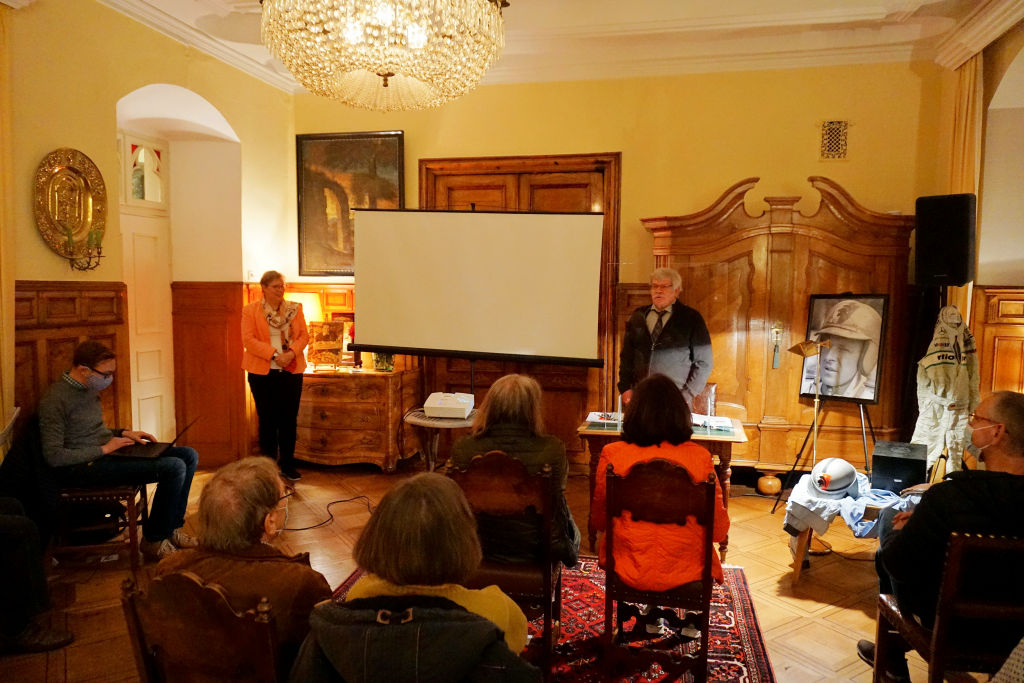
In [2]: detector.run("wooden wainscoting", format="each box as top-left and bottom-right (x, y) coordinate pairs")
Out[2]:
(972, 287), (1024, 394)
(171, 282), (246, 469)
(13, 281), (132, 432)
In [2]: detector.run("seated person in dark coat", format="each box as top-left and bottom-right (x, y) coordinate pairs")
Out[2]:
(155, 457), (331, 673)
(451, 374), (580, 568)
(857, 390), (1024, 681)
(291, 473), (536, 682)
(0, 497), (74, 654)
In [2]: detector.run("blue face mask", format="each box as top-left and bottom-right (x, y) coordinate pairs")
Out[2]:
(86, 373), (113, 392)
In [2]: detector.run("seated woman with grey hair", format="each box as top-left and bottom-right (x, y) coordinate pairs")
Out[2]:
(154, 456), (330, 672)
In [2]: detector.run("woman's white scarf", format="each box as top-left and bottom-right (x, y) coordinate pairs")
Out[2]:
(262, 299), (298, 349)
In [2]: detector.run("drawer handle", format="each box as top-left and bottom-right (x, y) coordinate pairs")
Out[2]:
(319, 410), (328, 420)
(319, 435), (328, 447)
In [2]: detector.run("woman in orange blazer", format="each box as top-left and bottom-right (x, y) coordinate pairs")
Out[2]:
(242, 270), (308, 481)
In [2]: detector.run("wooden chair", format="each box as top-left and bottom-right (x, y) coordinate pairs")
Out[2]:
(447, 450), (562, 680)
(121, 571), (279, 683)
(604, 459), (717, 682)
(875, 533), (1024, 682)
(55, 483), (149, 575)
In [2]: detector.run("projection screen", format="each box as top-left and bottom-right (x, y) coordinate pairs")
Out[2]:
(352, 210), (604, 366)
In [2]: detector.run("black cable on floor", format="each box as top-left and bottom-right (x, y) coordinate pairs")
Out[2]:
(284, 495), (374, 532)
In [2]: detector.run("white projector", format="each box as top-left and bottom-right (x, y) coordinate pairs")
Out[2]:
(423, 392), (475, 419)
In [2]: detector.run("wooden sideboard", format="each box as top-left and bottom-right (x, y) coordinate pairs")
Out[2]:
(295, 369), (422, 472)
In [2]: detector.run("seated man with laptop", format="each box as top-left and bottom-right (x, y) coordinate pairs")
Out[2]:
(38, 341), (199, 561)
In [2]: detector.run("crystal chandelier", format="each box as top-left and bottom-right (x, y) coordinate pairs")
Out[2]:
(260, 0), (507, 112)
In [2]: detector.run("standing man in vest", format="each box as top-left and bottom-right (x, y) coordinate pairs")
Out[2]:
(618, 268), (713, 407)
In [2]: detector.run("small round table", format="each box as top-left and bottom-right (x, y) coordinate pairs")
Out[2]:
(403, 408), (477, 471)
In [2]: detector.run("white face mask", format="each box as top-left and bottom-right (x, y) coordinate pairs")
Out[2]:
(965, 423), (998, 455)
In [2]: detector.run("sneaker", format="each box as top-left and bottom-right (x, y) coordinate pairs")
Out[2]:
(0, 621), (75, 654)
(856, 639), (911, 682)
(281, 465), (302, 481)
(170, 528), (198, 549)
(140, 538), (177, 561)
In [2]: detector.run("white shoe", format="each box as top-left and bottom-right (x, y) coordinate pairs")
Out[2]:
(140, 538), (177, 561)
(170, 528), (197, 549)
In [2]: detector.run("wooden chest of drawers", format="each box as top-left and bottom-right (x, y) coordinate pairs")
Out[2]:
(295, 369), (421, 472)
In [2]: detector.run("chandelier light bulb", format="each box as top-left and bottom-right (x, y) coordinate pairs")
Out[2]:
(261, 0), (506, 112)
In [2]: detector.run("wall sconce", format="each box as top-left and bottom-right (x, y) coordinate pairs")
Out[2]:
(33, 148), (107, 271)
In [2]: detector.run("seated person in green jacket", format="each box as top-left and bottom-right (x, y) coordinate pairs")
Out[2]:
(451, 374), (580, 568)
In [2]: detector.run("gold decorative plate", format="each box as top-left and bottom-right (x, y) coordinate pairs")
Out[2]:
(33, 148), (107, 260)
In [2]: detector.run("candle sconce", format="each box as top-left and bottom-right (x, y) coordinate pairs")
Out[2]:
(33, 148), (107, 271)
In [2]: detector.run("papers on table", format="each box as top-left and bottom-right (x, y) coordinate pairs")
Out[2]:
(692, 413), (733, 432)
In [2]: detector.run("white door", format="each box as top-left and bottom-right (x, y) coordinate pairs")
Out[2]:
(121, 211), (175, 440)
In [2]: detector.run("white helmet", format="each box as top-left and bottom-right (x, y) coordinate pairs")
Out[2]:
(810, 457), (857, 498)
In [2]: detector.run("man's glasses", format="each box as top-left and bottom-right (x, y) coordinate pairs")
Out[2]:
(89, 366), (115, 379)
(276, 490), (293, 510)
(968, 411), (998, 425)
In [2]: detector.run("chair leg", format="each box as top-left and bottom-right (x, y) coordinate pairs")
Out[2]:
(126, 491), (139, 577)
(873, 611), (891, 683)
(791, 528), (812, 584)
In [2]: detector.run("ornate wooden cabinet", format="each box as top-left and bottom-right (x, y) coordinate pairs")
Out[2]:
(295, 369), (421, 472)
(640, 177), (914, 469)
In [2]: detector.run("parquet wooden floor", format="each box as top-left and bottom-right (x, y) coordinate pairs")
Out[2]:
(0, 458), (955, 682)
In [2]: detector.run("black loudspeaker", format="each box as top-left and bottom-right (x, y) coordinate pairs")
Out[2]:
(871, 441), (927, 493)
(915, 193), (976, 286)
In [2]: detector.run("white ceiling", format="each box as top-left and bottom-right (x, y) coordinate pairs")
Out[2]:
(90, 0), (1008, 94)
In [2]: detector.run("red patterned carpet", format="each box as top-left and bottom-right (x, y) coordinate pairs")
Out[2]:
(334, 558), (774, 682)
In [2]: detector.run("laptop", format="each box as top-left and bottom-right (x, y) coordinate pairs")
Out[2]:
(110, 417), (199, 459)
(871, 441), (928, 493)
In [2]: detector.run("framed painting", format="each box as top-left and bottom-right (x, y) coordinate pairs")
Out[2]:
(297, 130), (404, 275)
(798, 294), (888, 405)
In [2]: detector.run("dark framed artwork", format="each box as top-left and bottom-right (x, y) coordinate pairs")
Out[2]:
(297, 131), (404, 275)
(798, 294), (888, 405)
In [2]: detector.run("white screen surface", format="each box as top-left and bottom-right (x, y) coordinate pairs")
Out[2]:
(354, 210), (604, 364)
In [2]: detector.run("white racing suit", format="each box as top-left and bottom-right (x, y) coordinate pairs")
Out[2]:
(910, 306), (980, 471)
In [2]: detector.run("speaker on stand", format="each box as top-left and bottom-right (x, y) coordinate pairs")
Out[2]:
(914, 193), (977, 287)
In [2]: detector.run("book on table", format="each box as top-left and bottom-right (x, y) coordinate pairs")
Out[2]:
(584, 411), (622, 430)
(692, 413), (734, 433)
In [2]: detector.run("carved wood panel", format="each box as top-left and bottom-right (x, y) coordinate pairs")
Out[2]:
(641, 178), (913, 470)
(13, 281), (131, 433)
(172, 282), (245, 469)
(972, 287), (1024, 394)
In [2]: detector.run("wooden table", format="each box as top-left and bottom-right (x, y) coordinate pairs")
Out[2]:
(577, 418), (748, 561)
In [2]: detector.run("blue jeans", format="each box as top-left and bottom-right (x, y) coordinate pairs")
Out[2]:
(53, 447), (198, 542)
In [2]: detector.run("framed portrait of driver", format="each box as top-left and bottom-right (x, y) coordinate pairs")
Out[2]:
(798, 294), (888, 405)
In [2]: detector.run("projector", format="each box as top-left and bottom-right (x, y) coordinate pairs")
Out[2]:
(423, 392), (475, 419)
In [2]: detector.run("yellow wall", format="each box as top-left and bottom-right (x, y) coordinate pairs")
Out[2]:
(7, 0), (294, 283)
(296, 61), (953, 282)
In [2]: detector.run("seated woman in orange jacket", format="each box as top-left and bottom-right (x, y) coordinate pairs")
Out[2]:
(592, 373), (730, 591)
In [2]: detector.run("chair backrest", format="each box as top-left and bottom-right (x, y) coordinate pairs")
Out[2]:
(121, 571), (279, 683)
(605, 459), (717, 586)
(930, 533), (1024, 673)
(448, 450), (554, 520)
(691, 382), (717, 417)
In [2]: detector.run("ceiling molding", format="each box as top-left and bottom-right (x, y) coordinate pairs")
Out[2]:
(97, 0), (299, 92)
(484, 44), (923, 86)
(0, 0), (38, 8)
(934, 0), (1024, 69)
